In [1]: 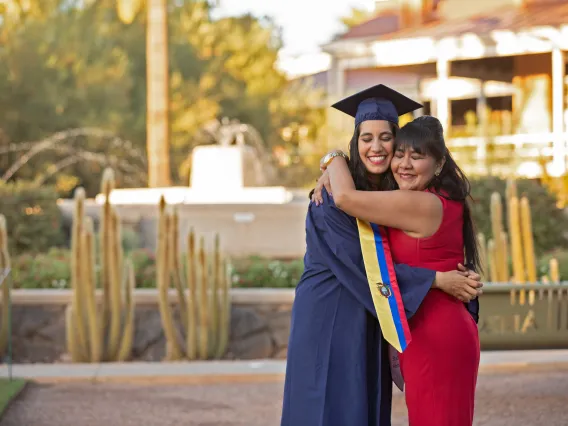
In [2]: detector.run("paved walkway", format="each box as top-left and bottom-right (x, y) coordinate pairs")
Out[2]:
(0, 351), (567, 425)
(1, 367), (568, 426)
(2, 350), (568, 383)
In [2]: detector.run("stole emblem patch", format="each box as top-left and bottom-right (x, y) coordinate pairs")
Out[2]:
(376, 282), (392, 298)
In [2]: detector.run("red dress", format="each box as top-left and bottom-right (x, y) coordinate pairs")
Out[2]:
(388, 193), (480, 426)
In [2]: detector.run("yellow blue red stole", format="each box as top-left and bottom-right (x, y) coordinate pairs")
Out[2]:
(357, 219), (411, 353)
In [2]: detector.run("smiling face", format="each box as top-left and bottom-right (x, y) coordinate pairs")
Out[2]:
(357, 120), (395, 175)
(391, 146), (440, 191)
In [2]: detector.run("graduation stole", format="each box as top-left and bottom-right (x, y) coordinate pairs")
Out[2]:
(357, 219), (411, 353)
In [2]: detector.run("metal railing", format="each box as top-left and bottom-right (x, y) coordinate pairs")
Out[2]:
(0, 267), (12, 381)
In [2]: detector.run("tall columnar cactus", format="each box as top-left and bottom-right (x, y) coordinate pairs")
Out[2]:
(508, 197), (525, 284)
(550, 258), (560, 283)
(157, 198), (183, 360)
(0, 215), (11, 355)
(487, 239), (498, 283)
(477, 232), (488, 281)
(508, 196), (526, 304)
(156, 195), (231, 360)
(66, 168), (136, 362)
(487, 181), (554, 289)
(490, 192), (508, 282)
(520, 196), (537, 283)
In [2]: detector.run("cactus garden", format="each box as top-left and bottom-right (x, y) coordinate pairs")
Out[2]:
(1, 173), (568, 363)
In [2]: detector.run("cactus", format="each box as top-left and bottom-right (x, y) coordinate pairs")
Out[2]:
(508, 197), (524, 283)
(186, 230), (198, 360)
(65, 168), (136, 362)
(508, 197), (526, 304)
(487, 239), (498, 283)
(486, 181), (560, 290)
(0, 215), (11, 356)
(550, 258), (560, 283)
(197, 236), (209, 359)
(156, 196), (232, 360)
(156, 198), (184, 360)
(520, 197), (537, 283)
(477, 232), (487, 281)
(490, 192), (508, 282)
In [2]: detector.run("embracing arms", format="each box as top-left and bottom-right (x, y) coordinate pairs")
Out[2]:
(324, 156), (443, 237)
(307, 190), (482, 320)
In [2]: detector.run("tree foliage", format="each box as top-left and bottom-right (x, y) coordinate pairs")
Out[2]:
(0, 0), (327, 193)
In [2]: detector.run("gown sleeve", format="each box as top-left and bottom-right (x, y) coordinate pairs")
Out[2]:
(307, 189), (435, 319)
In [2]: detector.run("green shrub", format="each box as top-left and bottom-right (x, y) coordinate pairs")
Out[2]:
(230, 256), (304, 288)
(469, 177), (568, 257)
(127, 248), (156, 288)
(121, 228), (142, 254)
(10, 249), (306, 289)
(12, 247), (71, 289)
(0, 181), (64, 254)
(11, 248), (157, 289)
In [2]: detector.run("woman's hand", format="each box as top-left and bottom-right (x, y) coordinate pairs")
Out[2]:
(433, 264), (483, 303)
(311, 170), (332, 206)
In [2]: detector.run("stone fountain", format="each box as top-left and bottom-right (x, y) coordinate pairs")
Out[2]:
(92, 118), (309, 258)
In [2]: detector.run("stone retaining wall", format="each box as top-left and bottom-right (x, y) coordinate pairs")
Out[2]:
(10, 284), (568, 362)
(9, 289), (294, 363)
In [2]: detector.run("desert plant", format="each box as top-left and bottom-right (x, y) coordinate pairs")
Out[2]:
(484, 179), (559, 291)
(156, 196), (231, 361)
(65, 168), (135, 362)
(0, 215), (11, 355)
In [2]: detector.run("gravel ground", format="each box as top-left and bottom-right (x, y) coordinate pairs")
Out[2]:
(2, 369), (567, 426)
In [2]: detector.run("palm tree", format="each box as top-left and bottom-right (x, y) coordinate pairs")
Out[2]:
(118, 0), (171, 187)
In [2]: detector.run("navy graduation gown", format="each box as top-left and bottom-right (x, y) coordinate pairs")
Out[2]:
(281, 190), (436, 426)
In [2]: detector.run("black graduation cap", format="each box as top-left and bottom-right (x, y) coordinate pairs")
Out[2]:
(331, 84), (423, 127)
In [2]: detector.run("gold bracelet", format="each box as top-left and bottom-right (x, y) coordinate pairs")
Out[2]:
(320, 150), (349, 171)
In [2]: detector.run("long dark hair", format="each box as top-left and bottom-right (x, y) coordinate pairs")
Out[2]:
(347, 122), (397, 191)
(389, 115), (482, 273)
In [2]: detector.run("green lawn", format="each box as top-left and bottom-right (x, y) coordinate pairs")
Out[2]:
(0, 378), (26, 416)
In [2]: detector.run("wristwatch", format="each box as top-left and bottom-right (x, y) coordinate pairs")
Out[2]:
(320, 150), (349, 171)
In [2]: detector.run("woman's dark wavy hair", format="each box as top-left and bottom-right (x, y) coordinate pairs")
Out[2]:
(385, 115), (482, 273)
(347, 122), (398, 192)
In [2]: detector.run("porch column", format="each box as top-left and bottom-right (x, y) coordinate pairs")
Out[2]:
(436, 57), (451, 136)
(476, 81), (488, 174)
(327, 59), (347, 150)
(551, 47), (566, 176)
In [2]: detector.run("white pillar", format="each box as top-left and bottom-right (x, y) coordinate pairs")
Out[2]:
(327, 59), (347, 149)
(551, 47), (566, 176)
(476, 81), (488, 174)
(436, 57), (451, 135)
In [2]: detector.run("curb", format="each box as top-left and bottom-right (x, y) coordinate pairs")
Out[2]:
(32, 373), (286, 385)
(3, 351), (568, 385)
(478, 361), (568, 374)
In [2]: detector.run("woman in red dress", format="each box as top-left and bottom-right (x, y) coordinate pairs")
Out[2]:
(320, 115), (481, 426)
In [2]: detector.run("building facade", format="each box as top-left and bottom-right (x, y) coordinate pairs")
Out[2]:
(322, 0), (568, 178)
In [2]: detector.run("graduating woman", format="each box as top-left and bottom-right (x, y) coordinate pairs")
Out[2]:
(313, 86), (482, 425)
(280, 85), (482, 426)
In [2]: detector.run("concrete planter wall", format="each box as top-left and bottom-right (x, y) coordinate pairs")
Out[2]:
(9, 289), (294, 363)
(478, 283), (568, 350)
(7, 284), (568, 363)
